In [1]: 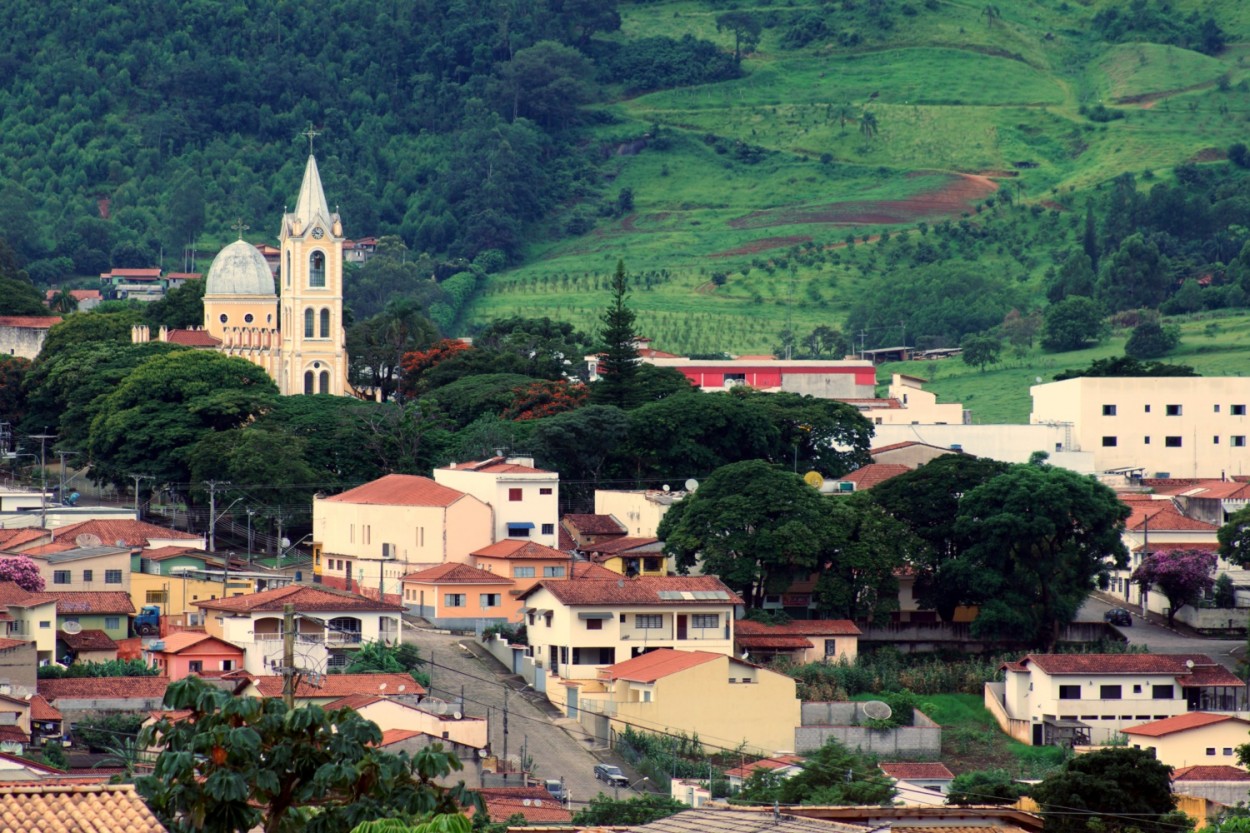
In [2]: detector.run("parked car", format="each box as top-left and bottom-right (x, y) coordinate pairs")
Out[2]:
(593, 763), (629, 787)
(544, 779), (568, 803)
(1104, 607), (1132, 627)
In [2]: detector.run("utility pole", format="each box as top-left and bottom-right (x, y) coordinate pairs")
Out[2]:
(246, 509), (255, 564)
(203, 480), (227, 552)
(29, 432), (55, 529)
(503, 685), (510, 768)
(129, 473), (153, 520)
(282, 603), (296, 710)
(57, 450), (77, 505)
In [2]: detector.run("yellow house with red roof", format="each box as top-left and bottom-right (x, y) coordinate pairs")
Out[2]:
(1122, 712), (1250, 769)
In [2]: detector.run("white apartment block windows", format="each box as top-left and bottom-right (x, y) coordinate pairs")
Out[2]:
(692, 614), (719, 629)
(1102, 405), (1117, 416)
(1165, 436), (1183, 447)
(1166, 404), (1182, 416)
(636, 614), (663, 629)
(1102, 437), (1117, 447)
(1234, 436), (1247, 447)
(1234, 405), (1247, 416)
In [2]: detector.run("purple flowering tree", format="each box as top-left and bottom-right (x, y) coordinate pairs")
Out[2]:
(0, 555), (45, 592)
(1131, 548), (1216, 627)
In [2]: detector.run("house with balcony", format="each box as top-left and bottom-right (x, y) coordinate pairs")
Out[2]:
(516, 575), (741, 697)
(470, 540), (579, 595)
(195, 584), (404, 675)
(312, 474), (493, 598)
(570, 648), (801, 755)
(434, 457), (560, 548)
(986, 653), (1245, 747)
(0, 583), (56, 667)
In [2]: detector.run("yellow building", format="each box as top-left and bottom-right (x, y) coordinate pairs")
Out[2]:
(1122, 712), (1250, 769)
(593, 490), (685, 539)
(130, 573), (251, 626)
(132, 152), (349, 397)
(569, 648), (802, 756)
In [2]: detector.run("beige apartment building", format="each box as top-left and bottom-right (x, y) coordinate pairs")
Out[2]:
(1031, 376), (1250, 478)
(594, 490), (684, 538)
(434, 457), (560, 548)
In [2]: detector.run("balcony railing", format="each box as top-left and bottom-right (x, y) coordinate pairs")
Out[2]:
(253, 631), (364, 645)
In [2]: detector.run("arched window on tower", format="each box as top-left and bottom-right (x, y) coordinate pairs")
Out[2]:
(304, 308), (314, 338)
(310, 251), (326, 287)
(304, 371), (314, 395)
(319, 371), (330, 394)
(285, 251), (291, 287)
(320, 308), (330, 338)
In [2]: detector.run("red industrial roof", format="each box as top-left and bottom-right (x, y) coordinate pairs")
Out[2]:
(472, 540), (571, 561)
(839, 464), (912, 490)
(402, 563), (514, 585)
(602, 649), (723, 683)
(1123, 712), (1249, 737)
(562, 514), (626, 536)
(52, 519), (200, 547)
(322, 474), (468, 507)
(520, 575), (742, 606)
(880, 762), (955, 781)
(253, 673), (424, 698)
(195, 584), (402, 613)
(1173, 765), (1250, 782)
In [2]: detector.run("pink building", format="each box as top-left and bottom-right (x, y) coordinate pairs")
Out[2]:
(145, 632), (245, 680)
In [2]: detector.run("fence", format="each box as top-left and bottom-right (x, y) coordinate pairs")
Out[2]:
(795, 703), (941, 757)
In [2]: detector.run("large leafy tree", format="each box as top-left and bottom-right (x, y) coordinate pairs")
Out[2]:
(0, 556), (45, 591)
(1131, 548), (1216, 627)
(732, 390), (872, 477)
(137, 677), (476, 833)
(0, 356), (30, 426)
(530, 404), (631, 509)
(1218, 505), (1250, 568)
(1041, 295), (1107, 352)
(348, 300), (440, 402)
(870, 454), (1010, 621)
(591, 260), (641, 410)
(87, 350), (279, 491)
(1031, 748), (1188, 833)
(472, 317), (593, 381)
(626, 393), (780, 481)
(571, 794), (685, 827)
(739, 739), (894, 806)
(953, 462), (1130, 648)
(145, 277), (206, 330)
(659, 460), (827, 608)
(813, 495), (912, 624)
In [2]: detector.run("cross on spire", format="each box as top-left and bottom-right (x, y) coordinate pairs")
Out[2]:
(300, 124), (321, 155)
(231, 218), (250, 240)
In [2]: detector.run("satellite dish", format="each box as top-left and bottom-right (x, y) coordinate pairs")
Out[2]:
(685, 479), (699, 492)
(61, 621), (82, 635)
(523, 799), (532, 807)
(862, 700), (893, 720)
(534, 799), (543, 806)
(75, 533), (103, 548)
(452, 710), (463, 720)
(803, 471), (824, 489)
(379, 683), (387, 691)
(281, 537), (291, 548)
(477, 748), (489, 758)
(1186, 659), (1195, 669)
(398, 685), (406, 693)
(662, 484), (670, 493)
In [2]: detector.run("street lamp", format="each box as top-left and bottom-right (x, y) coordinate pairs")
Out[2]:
(614, 776), (648, 801)
(28, 432), (55, 528)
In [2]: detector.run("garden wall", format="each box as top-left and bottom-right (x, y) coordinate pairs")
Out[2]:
(795, 704), (940, 757)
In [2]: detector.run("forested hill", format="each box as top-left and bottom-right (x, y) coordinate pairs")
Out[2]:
(0, 0), (645, 280)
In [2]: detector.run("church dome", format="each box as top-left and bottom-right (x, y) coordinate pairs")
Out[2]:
(205, 240), (276, 297)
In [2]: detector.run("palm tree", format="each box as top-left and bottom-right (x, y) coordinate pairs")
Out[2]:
(96, 737), (148, 782)
(859, 111), (879, 143)
(48, 289), (78, 314)
(982, 4), (1001, 28)
(834, 103), (857, 133)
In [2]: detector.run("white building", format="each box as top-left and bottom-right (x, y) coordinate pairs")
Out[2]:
(434, 457), (559, 548)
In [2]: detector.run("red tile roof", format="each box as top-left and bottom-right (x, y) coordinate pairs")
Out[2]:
(20, 541), (76, 555)
(1154, 480), (1250, 500)
(557, 526), (576, 551)
(735, 619), (862, 637)
(0, 529), (49, 551)
(101, 268), (162, 279)
(165, 329), (222, 347)
(880, 762), (955, 781)
(603, 649), (723, 682)
(0, 725), (27, 744)
(30, 695), (61, 722)
(141, 546), (204, 561)
(45, 289), (101, 302)
(57, 629), (117, 653)
(839, 464), (912, 490)
(402, 562), (515, 585)
(584, 536), (663, 557)
(441, 457), (554, 475)
(472, 540), (571, 561)
(870, 441), (954, 455)
(1018, 653), (1243, 684)
(475, 787), (572, 823)
(736, 635), (814, 650)
(0, 582), (47, 608)
(0, 316), (60, 329)
(1173, 765), (1250, 782)
(31, 591), (135, 615)
(0, 638), (30, 652)
(38, 677), (170, 701)
(322, 474), (468, 507)
(572, 562), (619, 580)
(562, 514), (627, 536)
(0, 783), (166, 833)
(724, 755), (805, 780)
(52, 519), (200, 547)
(324, 693), (388, 711)
(151, 632), (243, 655)
(253, 673), (425, 698)
(1122, 499), (1217, 532)
(377, 728), (424, 746)
(520, 575), (742, 606)
(1123, 712), (1249, 737)
(195, 584), (403, 613)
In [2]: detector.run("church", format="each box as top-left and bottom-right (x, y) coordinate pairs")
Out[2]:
(132, 153), (350, 396)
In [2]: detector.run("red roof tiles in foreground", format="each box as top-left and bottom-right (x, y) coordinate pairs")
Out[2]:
(880, 762), (956, 781)
(195, 583), (402, 613)
(402, 562), (514, 585)
(474, 786), (572, 823)
(52, 518), (201, 547)
(322, 474), (468, 507)
(253, 673), (425, 699)
(0, 783), (166, 833)
(602, 648), (723, 683)
(57, 629), (117, 653)
(838, 464), (912, 490)
(1123, 712), (1249, 738)
(0, 529), (49, 551)
(1173, 765), (1250, 782)
(0, 638), (30, 652)
(520, 575), (742, 606)
(377, 728), (425, 747)
(1122, 500), (1217, 532)
(31, 591), (135, 615)
(30, 695), (61, 722)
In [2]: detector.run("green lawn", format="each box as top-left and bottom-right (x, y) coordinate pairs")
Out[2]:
(918, 694), (1067, 777)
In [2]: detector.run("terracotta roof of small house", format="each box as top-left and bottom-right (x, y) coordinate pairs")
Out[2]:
(321, 474), (469, 507)
(736, 634), (814, 650)
(151, 632), (243, 655)
(1122, 499), (1217, 532)
(101, 268), (162, 279)
(880, 762), (955, 781)
(31, 591), (135, 615)
(38, 677), (170, 701)
(1173, 765), (1250, 782)
(141, 546), (205, 561)
(0, 529), (50, 551)
(838, 464), (912, 490)
(0, 581), (45, 608)
(0, 316), (60, 329)
(20, 541), (77, 555)
(57, 629), (117, 653)
(51, 519), (201, 547)
(195, 584), (402, 613)
(441, 457), (554, 475)
(324, 693), (388, 711)
(519, 575), (741, 606)
(253, 673), (424, 699)
(401, 562), (515, 585)
(165, 329), (222, 347)
(45, 289), (101, 302)
(602, 649), (724, 683)
(0, 783), (166, 833)
(585, 536), (664, 557)
(735, 619), (862, 637)
(1123, 712), (1249, 737)
(377, 728), (425, 747)
(724, 755), (805, 780)
(572, 561), (620, 580)
(29, 695), (61, 722)
(0, 637), (30, 652)
(562, 514), (627, 536)
(0, 725), (28, 744)
(1015, 653), (1242, 685)
(1152, 480), (1250, 500)
(472, 540), (571, 561)
(475, 786), (572, 823)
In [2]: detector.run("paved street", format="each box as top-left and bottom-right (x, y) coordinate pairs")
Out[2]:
(402, 625), (649, 810)
(1077, 594), (1244, 670)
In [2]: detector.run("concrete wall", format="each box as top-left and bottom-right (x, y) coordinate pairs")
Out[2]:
(1174, 606), (1247, 634)
(796, 705), (941, 757)
(870, 423), (1094, 472)
(0, 323), (52, 360)
(481, 633), (525, 674)
(1173, 781), (1250, 806)
(55, 696), (167, 724)
(985, 682), (1032, 744)
(0, 642), (37, 694)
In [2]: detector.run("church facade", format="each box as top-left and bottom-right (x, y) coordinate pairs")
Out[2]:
(133, 154), (350, 396)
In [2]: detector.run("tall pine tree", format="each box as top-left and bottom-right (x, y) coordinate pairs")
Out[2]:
(592, 259), (641, 409)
